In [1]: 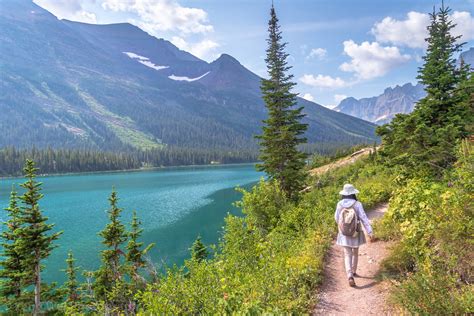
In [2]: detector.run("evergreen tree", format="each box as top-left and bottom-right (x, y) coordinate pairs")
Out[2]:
(450, 58), (474, 137)
(63, 252), (79, 306)
(0, 189), (25, 313)
(256, 4), (308, 199)
(377, 3), (472, 176)
(0, 146), (259, 177)
(417, 5), (465, 120)
(93, 189), (128, 300)
(125, 211), (154, 282)
(190, 235), (208, 262)
(17, 159), (62, 314)
(465, 74), (474, 129)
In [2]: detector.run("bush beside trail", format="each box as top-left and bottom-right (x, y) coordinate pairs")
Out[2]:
(375, 141), (474, 314)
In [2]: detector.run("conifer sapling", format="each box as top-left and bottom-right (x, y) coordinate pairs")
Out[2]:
(190, 235), (208, 262)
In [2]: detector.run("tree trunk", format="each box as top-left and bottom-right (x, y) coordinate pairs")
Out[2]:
(34, 255), (41, 315)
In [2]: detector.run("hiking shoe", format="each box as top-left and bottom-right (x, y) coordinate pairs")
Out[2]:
(353, 273), (359, 277)
(348, 277), (356, 287)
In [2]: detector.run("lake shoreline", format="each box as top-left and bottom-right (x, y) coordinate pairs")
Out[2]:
(0, 161), (260, 180)
(0, 164), (264, 284)
(0, 163), (263, 284)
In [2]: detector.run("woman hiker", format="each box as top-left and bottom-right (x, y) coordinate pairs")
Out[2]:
(334, 183), (374, 287)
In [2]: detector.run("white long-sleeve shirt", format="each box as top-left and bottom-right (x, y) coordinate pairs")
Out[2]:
(334, 199), (373, 247)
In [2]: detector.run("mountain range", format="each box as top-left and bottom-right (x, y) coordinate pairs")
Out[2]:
(335, 47), (473, 125)
(460, 47), (474, 67)
(0, 0), (378, 151)
(334, 83), (426, 125)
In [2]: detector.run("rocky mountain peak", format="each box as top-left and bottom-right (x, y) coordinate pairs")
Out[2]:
(335, 82), (425, 125)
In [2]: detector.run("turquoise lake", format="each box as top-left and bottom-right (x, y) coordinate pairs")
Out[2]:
(0, 164), (263, 283)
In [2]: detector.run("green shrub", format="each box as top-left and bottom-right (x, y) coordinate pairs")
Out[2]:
(379, 143), (474, 314)
(236, 178), (289, 235)
(379, 242), (414, 278)
(372, 218), (400, 241)
(392, 271), (474, 315)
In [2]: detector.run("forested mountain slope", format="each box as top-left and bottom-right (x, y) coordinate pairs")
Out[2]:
(0, 0), (378, 150)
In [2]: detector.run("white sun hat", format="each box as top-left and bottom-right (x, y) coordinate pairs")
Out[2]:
(339, 183), (359, 195)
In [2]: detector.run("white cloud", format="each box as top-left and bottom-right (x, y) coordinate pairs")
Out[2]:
(189, 40), (219, 60)
(451, 11), (474, 41)
(300, 74), (348, 89)
(171, 36), (219, 61)
(371, 12), (429, 49)
(101, 1), (219, 61)
(334, 94), (347, 104)
(340, 40), (410, 80)
(372, 11), (474, 49)
(307, 48), (327, 60)
(33, 0), (79, 15)
(76, 10), (97, 23)
(302, 93), (315, 102)
(102, 0), (213, 35)
(170, 36), (188, 50)
(33, 0), (97, 23)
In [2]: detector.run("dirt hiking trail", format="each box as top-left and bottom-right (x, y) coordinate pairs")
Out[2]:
(309, 147), (376, 177)
(313, 203), (393, 315)
(303, 147), (377, 193)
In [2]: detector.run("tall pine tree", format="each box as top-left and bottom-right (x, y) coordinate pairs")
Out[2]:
(256, 4), (308, 200)
(17, 159), (62, 315)
(0, 189), (25, 313)
(377, 3), (472, 177)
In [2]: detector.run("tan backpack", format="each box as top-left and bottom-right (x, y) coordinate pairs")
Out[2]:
(338, 202), (360, 237)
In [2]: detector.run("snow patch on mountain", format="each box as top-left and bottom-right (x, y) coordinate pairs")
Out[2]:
(123, 52), (169, 70)
(374, 114), (388, 122)
(137, 60), (168, 71)
(123, 52), (147, 60)
(168, 72), (210, 82)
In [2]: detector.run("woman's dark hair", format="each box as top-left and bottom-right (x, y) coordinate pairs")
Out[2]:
(341, 194), (357, 201)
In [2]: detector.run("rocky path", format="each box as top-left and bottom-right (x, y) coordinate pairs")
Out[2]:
(309, 147), (376, 177)
(313, 203), (393, 315)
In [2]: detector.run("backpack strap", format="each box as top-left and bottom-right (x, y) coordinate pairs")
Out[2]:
(349, 200), (358, 219)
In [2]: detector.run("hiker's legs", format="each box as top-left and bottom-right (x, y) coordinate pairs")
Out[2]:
(352, 247), (359, 274)
(343, 246), (353, 278)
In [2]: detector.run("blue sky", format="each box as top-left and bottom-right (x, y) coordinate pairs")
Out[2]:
(34, 0), (474, 107)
